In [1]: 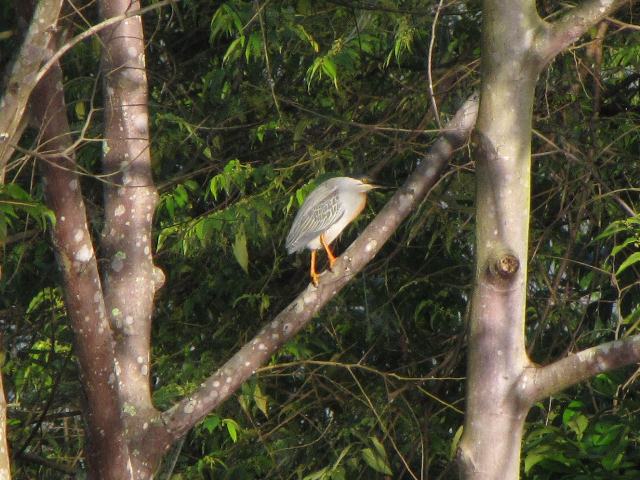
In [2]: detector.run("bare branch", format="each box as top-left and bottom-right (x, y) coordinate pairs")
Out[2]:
(521, 335), (640, 404)
(35, 0), (176, 89)
(538, 0), (636, 64)
(16, 452), (74, 475)
(149, 93), (479, 451)
(0, 0), (63, 180)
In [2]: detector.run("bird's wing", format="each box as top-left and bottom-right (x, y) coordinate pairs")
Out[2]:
(286, 184), (345, 253)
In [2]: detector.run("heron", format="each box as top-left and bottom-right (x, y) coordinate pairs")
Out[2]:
(286, 176), (379, 286)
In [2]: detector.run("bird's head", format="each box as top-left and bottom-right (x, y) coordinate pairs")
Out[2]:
(351, 175), (382, 192)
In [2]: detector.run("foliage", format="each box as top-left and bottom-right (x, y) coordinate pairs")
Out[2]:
(0, 0), (638, 478)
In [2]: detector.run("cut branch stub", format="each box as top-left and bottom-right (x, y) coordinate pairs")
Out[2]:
(488, 251), (520, 280)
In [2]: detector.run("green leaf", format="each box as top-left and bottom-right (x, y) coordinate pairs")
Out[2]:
(616, 251), (640, 275)
(246, 31), (262, 62)
(222, 418), (239, 442)
(361, 437), (392, 475)
(223, 35), (246, 64)
(524, 445), (552, 474)
(562, 400), (588, 440)
(233, 229), (249, 274)
(302, 467), (330, 480)
(293, 24), (319, 52)
(253, 383), (268, 417)
(450, 425), (464, 460)
(369, 436), (386, 459)
(202, 414), (221, 434)
(75, 101), (86, 120)
(321, 57), (338, 88)
(611, 236), (637, 256)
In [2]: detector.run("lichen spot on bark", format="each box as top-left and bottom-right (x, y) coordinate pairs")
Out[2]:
(599, 0), (614, 11)
(111, 255), (124, 272)
(365, 239), (377, 252)
(304, 290), (317, 305)
(133, 115), (147, 134)
(74, 244), (92, 262)
(114, 204), (126, 217)
(183, 399), (196, 414)
(123, 403), (137, 416)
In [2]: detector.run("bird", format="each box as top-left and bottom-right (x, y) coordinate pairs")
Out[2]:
(286, 176), (379, 286)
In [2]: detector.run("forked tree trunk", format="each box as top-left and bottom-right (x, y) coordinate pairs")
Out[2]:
(9, 0), (637, 478)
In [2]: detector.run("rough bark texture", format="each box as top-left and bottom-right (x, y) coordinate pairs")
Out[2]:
(0, 0), (63, 180)
(458, 2), (542, 477)
(143, 94), (480, 456)
(23, 4), (479, 477)
(458, 1), (636, 479)
(31, 63), (132, 480)
(98, 0), (164, 475)
(12, 1), (638, 478)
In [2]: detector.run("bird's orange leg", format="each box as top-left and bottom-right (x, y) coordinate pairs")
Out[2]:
(310, 249), (319, 286)
(320, 233), (337, 270)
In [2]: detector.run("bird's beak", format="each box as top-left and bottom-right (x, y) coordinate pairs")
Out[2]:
(357, 176), (393, 191)
(366, 182), (392, 190)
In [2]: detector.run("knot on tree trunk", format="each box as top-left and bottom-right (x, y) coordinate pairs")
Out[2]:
(490, 252), (519, 279)
(486, 250), (520, 285)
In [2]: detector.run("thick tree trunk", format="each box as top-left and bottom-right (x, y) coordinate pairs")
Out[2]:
(15, 1), (635, 478)
(458, 2), (542, 476)
(98, 0), (164, 476)
(457, 1), (635, 478)
(32, 62), (132, 480)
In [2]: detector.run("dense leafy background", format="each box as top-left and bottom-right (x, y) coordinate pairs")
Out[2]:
(0, 0), (639, 478)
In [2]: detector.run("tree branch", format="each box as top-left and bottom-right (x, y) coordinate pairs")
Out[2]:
(521, 335), (640, 404)
(0, 0), (63, 180)
(146, 93), (479, 453)
(538, 0), (635, 65)
(34, 0), (176, 89)
(16, 452), (75, 476)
